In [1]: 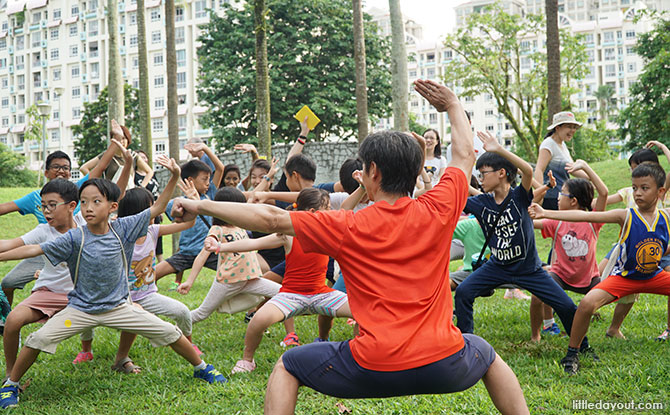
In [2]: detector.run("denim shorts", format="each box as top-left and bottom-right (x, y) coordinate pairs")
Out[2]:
(282, 334), (496, 399)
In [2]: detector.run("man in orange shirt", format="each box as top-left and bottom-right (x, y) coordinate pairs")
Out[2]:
(171, 80), (529, 415)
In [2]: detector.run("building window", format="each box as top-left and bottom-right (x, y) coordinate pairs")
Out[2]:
(53, 68), (61, 81)
(195, 0), (207, 18)
(129, 12), (137, 25)
(178, 94), (186, 104)
(50, 28), (59, 40)
(429, 113), (437, 124)
(53, 8), (61, 20)
(605, 64), (616, 77)
(69, 24), (78, 37)
(89, 20), (98, 36)
(72, 86), (80, 98)
(16, 35), (24, 51)
(154, 53), (164, 66)
(175, 27), (185, 44)
(154, 76), (164, 87)
(626, 46), (635, 55)
(176, 6), (184, 22)
(91, 62), (99, 79)
(72, 107), (81, 119)
(132, 56), (139, 68)
(626, 30), (635, 39)
(153, 119), (163, 132)
(176, 50), (185, 67)
(603, 31), (614, 43)
(486, 124), (494, 132)
(179, 115), (186, 131)
(151, 31), (161, 44)
(1, 97), (8, 108)
(70, 44), (78, 57)
(604, 48), (615, 61)
(50, 48), (59, 60)
(51, 130), (60, 142)
(71, 66), (80, 78)
(130, 35), (138, 46)
(176, 72), (186, 89)
(151, 9), (161, 22)
(627, 62), (636, 73)
(31, 31), (41, 47)
(155, 141), (166, 153)
(71, 4), (79, 16)
(155, 97), (165, 109)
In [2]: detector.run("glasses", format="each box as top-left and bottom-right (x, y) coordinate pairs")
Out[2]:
(40, 201), (67, 212)
(48, 165), (71, 172)
(477, 169), (500, 181)
(559, 192), (574, 198)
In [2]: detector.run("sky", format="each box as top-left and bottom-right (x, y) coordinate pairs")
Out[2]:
(364, 0), (466, 41)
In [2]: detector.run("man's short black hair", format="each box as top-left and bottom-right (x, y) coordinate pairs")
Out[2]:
(285, 154), (316, 182)
(476, 152), (518, 184)
(358, 131), (423, 196)
(181, 159), (212, 180)
(628, 148), (659, 167)
(632, 162), (666, 189)
(79, 178), (121, 202)
(339, 158), (363, 194)
(40, 178), (79, 204)
(45, 151), (71, 170)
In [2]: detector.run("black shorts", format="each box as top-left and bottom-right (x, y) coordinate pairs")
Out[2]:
(548, 272), (600, 295)
(165, 252), (218, 273)
(282, 334), (496, 399)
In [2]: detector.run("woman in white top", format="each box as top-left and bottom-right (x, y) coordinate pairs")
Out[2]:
(422, 128), (447, 187)
(533, 111), (587, 210)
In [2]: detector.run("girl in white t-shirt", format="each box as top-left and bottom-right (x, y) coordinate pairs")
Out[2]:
(422, 129), (447, 187)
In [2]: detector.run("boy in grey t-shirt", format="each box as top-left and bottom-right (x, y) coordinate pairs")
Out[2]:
(0, 165), (225, 409)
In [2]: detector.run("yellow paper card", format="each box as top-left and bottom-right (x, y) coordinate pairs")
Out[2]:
(293, 105), (321, 130)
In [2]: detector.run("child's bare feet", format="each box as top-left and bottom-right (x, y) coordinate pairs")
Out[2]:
(605, 329), (626, 339)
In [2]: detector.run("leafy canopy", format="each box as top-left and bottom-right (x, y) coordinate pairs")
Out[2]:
(197, 0), (392, 151)
(72, 84), (141, 165)
(619, 15), (670, 150)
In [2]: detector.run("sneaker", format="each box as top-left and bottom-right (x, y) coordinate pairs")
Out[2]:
(168, 282), (180, 291)
(656, 328), (670, 342)
(541, 323), (561, 336)
(313, 337), (329, 343)
(194, 364), (227, 384)
(280, 332), (300, 347)
(244, 311), (256, 324)
(192, 344), (204, 356)
(560, 354), (579, 375)
(0, 384), (19, 409)
(580, 346), (600, 362)
(504, 289), (531, 300)
(72, 351), (94, 364)
(231, 359), (256, 374)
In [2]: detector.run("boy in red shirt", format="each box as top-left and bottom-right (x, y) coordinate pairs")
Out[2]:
(171, 80), (529, 415)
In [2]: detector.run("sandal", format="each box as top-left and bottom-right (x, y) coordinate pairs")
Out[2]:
(656, 328), (670, 342)
(231, 359), (256, 374)
(111, 357), (142, 374)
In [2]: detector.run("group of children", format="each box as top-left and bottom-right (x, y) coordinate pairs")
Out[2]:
(0, 81), (668, 412)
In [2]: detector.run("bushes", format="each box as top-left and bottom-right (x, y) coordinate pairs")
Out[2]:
(0, 143), (39, 187)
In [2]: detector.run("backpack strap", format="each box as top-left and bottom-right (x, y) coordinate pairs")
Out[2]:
(108, 222), (131, 302)
(73, 227), (86, 288)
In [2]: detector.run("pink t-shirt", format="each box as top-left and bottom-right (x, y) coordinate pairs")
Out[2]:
(541, 219), (603, 287)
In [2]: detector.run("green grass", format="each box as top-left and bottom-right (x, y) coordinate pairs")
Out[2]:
(1, 161), (669, 414)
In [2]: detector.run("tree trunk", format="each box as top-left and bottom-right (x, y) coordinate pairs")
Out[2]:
(107, 0), (124, 133)
(255, 0), (272, 157)
(546, 0), (561, 125)
(352, 0), (369, 142)
(389, 0), (408, 131)
(165, 0), (178, 161)
(137, 0), (153, 164)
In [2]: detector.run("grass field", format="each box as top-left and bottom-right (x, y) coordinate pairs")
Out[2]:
(0, 158), (669, 414)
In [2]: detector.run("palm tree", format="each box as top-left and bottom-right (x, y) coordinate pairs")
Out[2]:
(594, 84), (615, 122)
(352, 0), (369, 141)
(107, 0), (124, 131)
(165, 0), (178, 160)
(546, 0), (561, 125)
(255, 0), (272, 157)
(137, 0), (153, 164)
(389, 0), (408, 131)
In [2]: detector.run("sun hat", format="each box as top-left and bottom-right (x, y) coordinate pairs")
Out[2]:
(547, 111), (582, 130)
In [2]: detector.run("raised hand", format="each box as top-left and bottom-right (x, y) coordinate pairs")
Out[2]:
(411, 132), (427, 155)
(352, 170), (364, 187)
(527, 203), (545, 219)
(646, 140), (669, 152)
(234, 143), (257, 153)
(156, 155), (180, 176)
(300, 116), (310, 136)
(184, 142), (206, 154)
(119, 143), (133, 164)
(547, 170), (556, 188)
(414, 79), (455, 112)
(178, 178), (199, 200)
(110, 119), (124, 141)
(177, 282), (192, 295)
(476, 130), (502, 153)
(204, 237), (219, 253)
(268, 157), (280, 177)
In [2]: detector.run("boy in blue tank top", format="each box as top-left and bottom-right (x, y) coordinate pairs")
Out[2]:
(529, 162), (670, 374)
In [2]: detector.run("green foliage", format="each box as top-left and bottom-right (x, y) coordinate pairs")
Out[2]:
(408, 112), (429, 135)
(442, 2), (588, 162)
(619, 16), (670, 150)
(568, 121), (615, 162)
(23, 105), (44, 144)
(0, 143), (39, 187)
(72, 84), (141, 165)
(197, 0), (392, 152)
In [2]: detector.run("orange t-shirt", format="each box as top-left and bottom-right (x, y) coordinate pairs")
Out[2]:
(280, 236), (332, 295)
(290, 167), (468, 371)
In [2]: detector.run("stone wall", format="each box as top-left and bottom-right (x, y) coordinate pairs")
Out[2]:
(155, 141), (362, 190)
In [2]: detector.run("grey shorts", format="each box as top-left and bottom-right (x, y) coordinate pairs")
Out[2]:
(165, 252), (217, 273)
(267, 290), (348, 319)
(282, 333), (496, 399)
(1, 256), (45, 290)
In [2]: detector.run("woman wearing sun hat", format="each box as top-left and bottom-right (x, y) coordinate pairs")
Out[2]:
(533, 111), (587, 210)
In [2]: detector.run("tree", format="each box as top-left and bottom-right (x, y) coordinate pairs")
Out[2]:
(619, 16), (670, 150)
(0, 143), (38, 187)
(545, 0), (561, 123)
(197, 0), (392, 150)
(107, 0), (124, 129)
(594, 84), (615, 122)
(165, 0), (179, 161)
(22, 105), (45, 185)
(72, 85), (141, 165)
(389, 0), (408, 131)
(136, 0), (153, 165)
(254, 0), (272, 156)
(442, 4), (588, 161)
(568, 120), (614, 162)
(352, 0), (369, 141)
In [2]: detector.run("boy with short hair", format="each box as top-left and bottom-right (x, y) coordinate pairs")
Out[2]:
(156, 143), (224, 288)
(0, 165), (225, 409)
(454, 131), (591, 353)
(529, 162), (670, 374)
